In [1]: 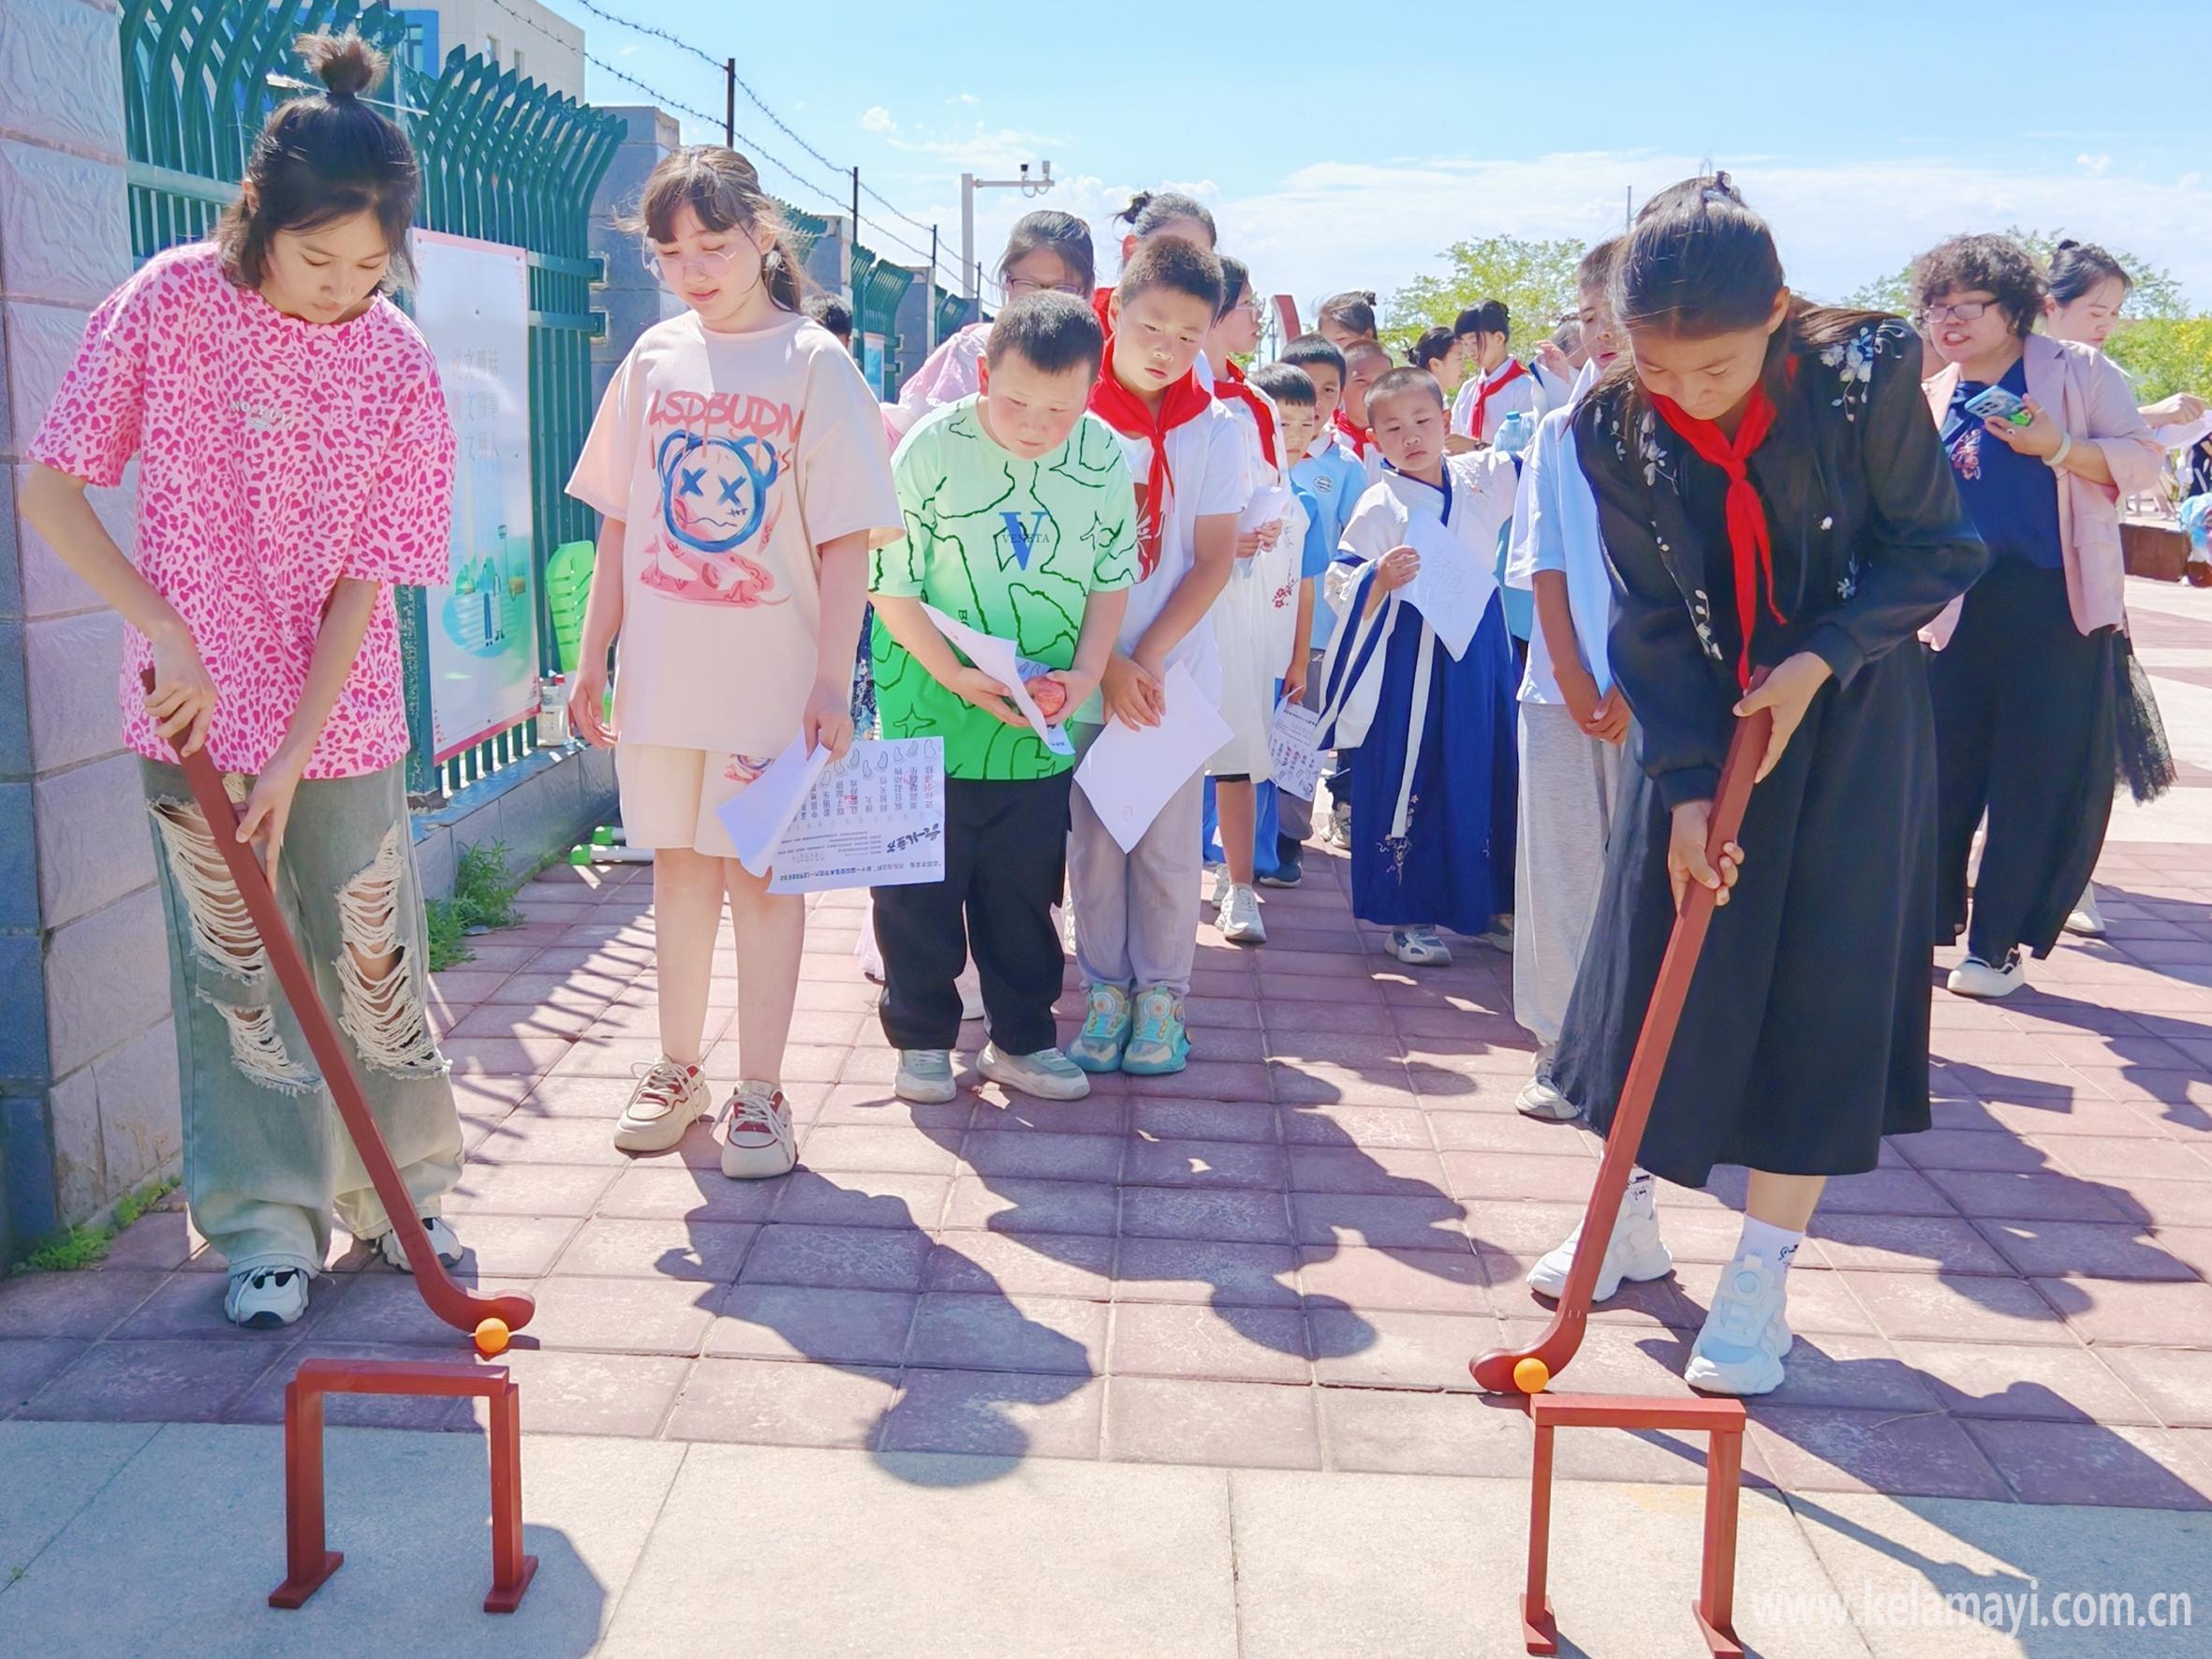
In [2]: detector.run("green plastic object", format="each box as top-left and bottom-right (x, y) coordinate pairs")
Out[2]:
(544, 541), (597, 674)
(568, 845), (591, 866)
(591, 826), (617, 847)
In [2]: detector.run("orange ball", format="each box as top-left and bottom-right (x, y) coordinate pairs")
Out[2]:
(1513, 1355), (1550, 1395)
(474, 1316), (510, 1356)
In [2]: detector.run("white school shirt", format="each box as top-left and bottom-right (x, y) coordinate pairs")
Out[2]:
(1505, 358), (1614, 703)
(1112, 396), (1250, 704)
(1214, 378), (1303, 674)
(1450, 356), (1547, 443)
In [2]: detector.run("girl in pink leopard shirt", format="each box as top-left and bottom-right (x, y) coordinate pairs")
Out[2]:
(23, 31), (464, 1329)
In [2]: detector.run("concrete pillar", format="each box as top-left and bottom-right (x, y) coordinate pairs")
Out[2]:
(0, 0), (181, 1255)
(587, 104), (682, 406)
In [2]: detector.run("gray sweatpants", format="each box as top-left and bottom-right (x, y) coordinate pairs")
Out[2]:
(1512, 704), (1630, 1047)
(1069, 736), (1205, 997)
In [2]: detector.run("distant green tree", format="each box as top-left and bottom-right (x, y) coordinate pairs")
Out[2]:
(1842, 228), (2187, 321)
(1384, 234), (1587, 359)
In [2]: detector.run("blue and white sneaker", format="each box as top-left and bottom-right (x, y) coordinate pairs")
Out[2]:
(1069, 985), (1131, 1074)
(376, 1217), (464, 1273)
(1120, 985), (1190, 1076)
(1685, 1253), (1793, 1397)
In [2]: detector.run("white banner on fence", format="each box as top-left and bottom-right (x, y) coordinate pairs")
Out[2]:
(412, 231), (541, 761)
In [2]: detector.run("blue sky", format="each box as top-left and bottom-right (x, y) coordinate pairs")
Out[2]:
(533, 0), (2212, 313)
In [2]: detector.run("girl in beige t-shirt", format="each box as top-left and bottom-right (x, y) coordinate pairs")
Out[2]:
(566, 146), (901, 1178)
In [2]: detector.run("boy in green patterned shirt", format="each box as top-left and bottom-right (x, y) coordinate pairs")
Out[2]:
(870, 293), (1136, 1104)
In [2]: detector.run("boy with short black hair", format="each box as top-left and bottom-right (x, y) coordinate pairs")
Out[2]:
(1067, 236), (1246, 1075)
(804, 291), (854, 347)
(1337, 338), (1394, 487)
(1280, 333), (1368, 858)
(869, 291), (1136, 1104)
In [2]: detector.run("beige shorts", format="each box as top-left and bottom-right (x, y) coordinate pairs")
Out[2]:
(615, 744), (777, 859)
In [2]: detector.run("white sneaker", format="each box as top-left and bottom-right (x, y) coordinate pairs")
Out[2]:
(2064, 888), (2107, 939)
(375, 1217), (463, 1273)
(895, 1048), (958, 1104)
(1685, 1253), (1793, 1396)
(1208, 865), (1231, 908)
(1947, 950), (2026, 1000)
(226, 1266), (310, 1328)
(614, 1058), (708, 1152)
(958, 973), (986, 1023)
(1217, 883), (1268, 944)
(1515, 1050), (1578, 1121)
(1527, 1202), (1674, 1303)
(978, 1044), (1091, 1102)
(720, 1082), (797, 1179)
(1387, 926), (1453, 967)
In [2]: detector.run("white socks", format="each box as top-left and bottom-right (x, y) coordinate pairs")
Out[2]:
(1734, 1214), (1804, 1273)
(1624, 1168), (1657, 1220)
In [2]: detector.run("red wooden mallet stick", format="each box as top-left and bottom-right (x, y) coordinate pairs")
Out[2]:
(1472, 700), (1772, 1394)
(146, 674), (534, 1347)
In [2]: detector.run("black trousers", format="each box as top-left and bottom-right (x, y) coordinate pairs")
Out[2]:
(874, 773), (1071, 1054)
(1931, 559), (2113, 962)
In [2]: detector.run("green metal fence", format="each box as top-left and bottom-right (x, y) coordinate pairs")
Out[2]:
(119, 0), (621, 798)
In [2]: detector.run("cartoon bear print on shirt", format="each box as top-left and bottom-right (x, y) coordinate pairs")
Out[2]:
(647, 429), (786, 603)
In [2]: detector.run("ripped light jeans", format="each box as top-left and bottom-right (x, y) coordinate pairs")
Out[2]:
(141, 759), (463, 1277)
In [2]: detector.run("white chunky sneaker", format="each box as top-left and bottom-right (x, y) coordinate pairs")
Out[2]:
(1527, 1202), (1674, 1303)
(226, 1266), (310, 1328)
(895, 1048), (958, 1105)
(1388, 926), (1453, 967)
(375, 1216), (463, 1273)
(614, 1058), (708, 1153)
(1516, 1048), (1578, 1121)
(978, 1044), (1091, 1102)
(720, 1082), (797, 1179)
(2064, 887), (2107, 939)
(1685, 1253), (1793, 1397)
(1217, 883), (1268, 944)
(1947, 949), (2026, 1000)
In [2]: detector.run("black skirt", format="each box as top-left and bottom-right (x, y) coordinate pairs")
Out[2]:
(1554, 644), (1939, 1188)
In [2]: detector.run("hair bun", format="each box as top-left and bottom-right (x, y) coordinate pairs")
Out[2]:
(2055, 237), (2081, 251)
(1360, 289), (1377, 304)
(296, 29), (387, 101)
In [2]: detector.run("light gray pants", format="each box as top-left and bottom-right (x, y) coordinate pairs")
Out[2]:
(143, 760), (463, 1276)
(1512, 704), (1630, 1047)
(1068, 736), (1205, 998)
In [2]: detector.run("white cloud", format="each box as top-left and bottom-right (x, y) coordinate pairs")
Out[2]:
(873, 152), (2212, 316)
(2078, 153), (2114, 174)
(948, 92), (979, 107)
(861, 106), (896, 135)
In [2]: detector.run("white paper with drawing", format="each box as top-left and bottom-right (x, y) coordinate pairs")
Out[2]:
(717, 736), (833, 876)
(1267, 699), (1323, 801)
(922, 603), (1074, 757)
(1074, 663), (1233, 853)
(1240, 483), (1291, 536)
(758, 738), (946, 895)
(1399, 512), (1495, 661)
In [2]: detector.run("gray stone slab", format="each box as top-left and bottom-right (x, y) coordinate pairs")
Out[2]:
(0, 1419), (157, 1578)
(1229, 1467), (1875, 1659)
(0, 1423), (681, 1654)
(1787, 1489), (2212, 1657)
(598, 1442), (1238, 1657)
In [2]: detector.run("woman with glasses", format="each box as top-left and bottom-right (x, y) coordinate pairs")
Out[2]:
(888, 211), (1095, 438)
(1914, 234), (2162, 998)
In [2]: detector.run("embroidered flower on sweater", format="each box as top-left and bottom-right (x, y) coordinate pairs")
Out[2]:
(1636, 410), (1675, 488)
(1818, 324), (1890, 422)
(1689, 588), (1722, 663)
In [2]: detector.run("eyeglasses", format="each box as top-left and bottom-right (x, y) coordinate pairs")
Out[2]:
(1918, 298), (1999, 325)
(642, 244), (740, 284)
(1003, 275), (1090, 298)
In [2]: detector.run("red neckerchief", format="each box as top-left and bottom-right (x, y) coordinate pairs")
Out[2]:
(1467, 356), (1528, 442)
(1651, 373), (1788, 690)
(1213, 359), (1280, 471)
(1333, 407), (1370, 457)
(1092, 286), (1115, 335)
(1088, 335), (1214, 579)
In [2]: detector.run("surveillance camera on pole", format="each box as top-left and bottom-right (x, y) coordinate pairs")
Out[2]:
(960, 160), (1056, 308)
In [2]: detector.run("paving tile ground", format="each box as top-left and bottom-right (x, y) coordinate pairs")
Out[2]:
(7, 578), (2212, 1520)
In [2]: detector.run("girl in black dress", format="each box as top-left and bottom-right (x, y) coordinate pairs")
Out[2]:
(1539, 176), (1988, 1396)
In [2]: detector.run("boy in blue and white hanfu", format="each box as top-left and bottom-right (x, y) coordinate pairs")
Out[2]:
(1316, 368), (1519, 966)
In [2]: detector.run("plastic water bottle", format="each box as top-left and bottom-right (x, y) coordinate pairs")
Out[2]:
(1494, 410), (1534, 457)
